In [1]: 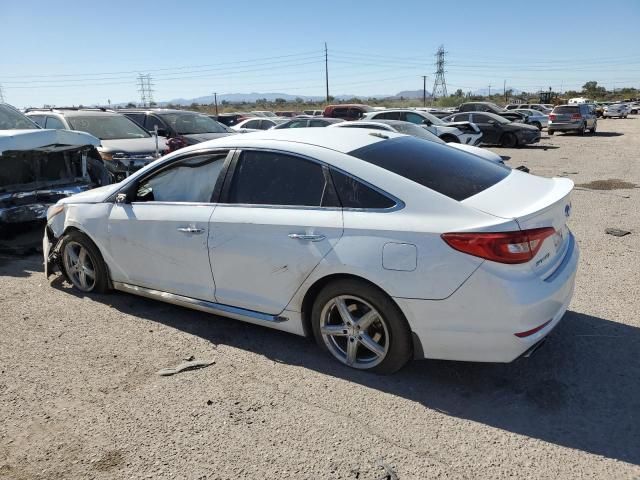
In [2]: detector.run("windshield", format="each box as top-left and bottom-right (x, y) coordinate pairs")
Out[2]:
(0, 105), (39, 130)
(392, 123), (444, 143)
(159, 112), (227, 134)
(420, 111), (445, 125)
(67, 115), (150, 140)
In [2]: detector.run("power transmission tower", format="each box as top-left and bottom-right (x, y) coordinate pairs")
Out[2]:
(145, 74), (155, 106)
(431, 45), (448, 101)
(137, 74), (147, 107)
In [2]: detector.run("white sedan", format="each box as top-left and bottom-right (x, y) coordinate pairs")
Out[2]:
(43, 129), (579, 373)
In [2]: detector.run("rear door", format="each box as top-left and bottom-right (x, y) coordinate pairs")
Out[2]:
(209, 149), (343, 314)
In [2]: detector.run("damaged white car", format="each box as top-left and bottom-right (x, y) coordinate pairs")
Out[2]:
(0, 103), (108, 234)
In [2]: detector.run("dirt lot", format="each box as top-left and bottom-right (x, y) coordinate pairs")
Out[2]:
(1, 117), (639, 480)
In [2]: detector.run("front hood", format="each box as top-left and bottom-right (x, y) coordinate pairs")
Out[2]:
(99, 137), (167, 154)
(0, 129), (100, 154)
(58, 183), (121, 204)
(183, 132), (235, 144)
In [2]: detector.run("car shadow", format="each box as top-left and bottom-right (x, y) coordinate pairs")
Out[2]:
(47, 279), (640, 467)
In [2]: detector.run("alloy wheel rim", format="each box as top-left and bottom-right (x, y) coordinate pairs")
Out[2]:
(63, 241), (96, 292)
(319, 295), (389, 369)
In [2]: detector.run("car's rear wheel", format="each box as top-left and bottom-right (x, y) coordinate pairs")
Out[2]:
(548, 130), (555, 135)
(61, 230), (109, 293)
(501, 132), (518, 148)
(311, 279), (412, 374)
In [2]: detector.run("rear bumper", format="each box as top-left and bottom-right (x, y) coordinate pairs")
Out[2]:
(548, 121), (582, 131)
(396, 233), (579, 363)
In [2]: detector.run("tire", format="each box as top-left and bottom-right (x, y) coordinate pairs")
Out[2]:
(579, 123), (587, 136)
(311, 279), (412, 374)
(590, 122), (597, 134)
(440, 134), (460, 143)
(501, 132), (518, 148)
(548, 130), (555, 135)
(60, 230), (109, 293)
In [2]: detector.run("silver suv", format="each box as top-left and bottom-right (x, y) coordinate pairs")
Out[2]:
(26, 108), (168, 182)
(548, 104), (597, 135)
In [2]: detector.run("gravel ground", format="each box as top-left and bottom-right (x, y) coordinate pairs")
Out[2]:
(1, 117), (639, 480)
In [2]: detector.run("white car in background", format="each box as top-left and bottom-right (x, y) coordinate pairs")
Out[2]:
(329, 119), (503, 164)
(362, 109), (482, 145)
(231, 117), (288, 132)
(602, 103), (629, 118)
(43, 129), (578, 373)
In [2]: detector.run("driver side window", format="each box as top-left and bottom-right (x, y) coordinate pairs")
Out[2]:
(135, 152), (228, 203)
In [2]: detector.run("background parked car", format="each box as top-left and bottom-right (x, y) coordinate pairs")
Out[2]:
(362, 109), (482, 145)
(512, 109), (549, 130)
(119, 109), (234, 147)
(273, 118), (345, 129)
(444, 112), (541, 147)
(214, 113), (249, 127)
(548, 104), (598, 135)
(329, 119), (504, 164)
(231, 117), (289, 131)
(26, 108), (168, 181)
(602, 103), (629, 119)
(323, 104), (374, 121)
(274, 111), (302, 118)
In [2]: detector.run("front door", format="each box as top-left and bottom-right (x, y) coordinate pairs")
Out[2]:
(106, 151), (230, 301)
(471, 113), (501, 144)
(209, 149), (343, 315)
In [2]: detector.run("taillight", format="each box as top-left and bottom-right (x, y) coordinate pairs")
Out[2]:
(570, 113), (581, 120)
(441, 227), (556, 264)
(549, 114), (556, 121)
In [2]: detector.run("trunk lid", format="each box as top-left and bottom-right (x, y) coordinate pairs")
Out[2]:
(462, 170), (574, 278)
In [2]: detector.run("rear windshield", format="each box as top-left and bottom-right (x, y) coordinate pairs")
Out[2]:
(348, 136), (510, 201)
(159, 113), (227, 134)
(553, 106), (579, 114)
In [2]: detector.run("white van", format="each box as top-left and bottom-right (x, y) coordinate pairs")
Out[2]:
(568, 97), (593, 104)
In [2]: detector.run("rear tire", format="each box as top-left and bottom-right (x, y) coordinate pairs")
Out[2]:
(579, 123), (587, 136)
(60, 230), (109, 294)
(548, 130), (555, 135)
(501, 132), (518, 148)
(311, 279), (412, 374)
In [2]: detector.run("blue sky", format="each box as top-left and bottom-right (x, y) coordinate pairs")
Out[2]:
(2, 0), (639, 107)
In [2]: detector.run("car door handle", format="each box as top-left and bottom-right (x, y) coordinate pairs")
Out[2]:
(288, 233), (326, 242)
(177, 227), (204, 234)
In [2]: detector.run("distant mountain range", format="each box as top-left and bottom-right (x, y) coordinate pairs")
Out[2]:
(117, 86), (520, 107)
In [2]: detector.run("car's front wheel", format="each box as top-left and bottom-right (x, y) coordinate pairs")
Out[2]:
(60, 230), (109, 293)
(311, 279), (412, 373)
(501, 132), (518, 148)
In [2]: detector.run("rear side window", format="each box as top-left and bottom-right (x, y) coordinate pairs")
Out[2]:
(348, 136), (510, 201)
(45, 116), (65, 129)
(330, 169), (396, 209)
(374, 111), (401, 120)
(228, 151), (327, 206)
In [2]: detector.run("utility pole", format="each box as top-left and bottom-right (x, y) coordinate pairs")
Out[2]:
(488, 83), (492, 97)
(0, 84), (5, 103)
(503, 79), (507, 102)
(213, 92), (218, 115)
(422, 75), (428, 107)
(431, 45), (448, 104)
(324, 42), (330, 103)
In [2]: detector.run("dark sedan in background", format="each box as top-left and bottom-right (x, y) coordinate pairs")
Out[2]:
(444, 112), (541, 147)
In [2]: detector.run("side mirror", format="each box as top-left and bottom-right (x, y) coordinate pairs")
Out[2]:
(115, 193), (128, 204)
(422, 119), (432, 126)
